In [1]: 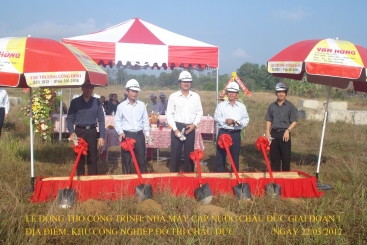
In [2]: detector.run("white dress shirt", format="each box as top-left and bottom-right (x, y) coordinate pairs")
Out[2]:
(0, 89), (10, 114)
(166, 90), (203, 131)
(114, 99), (150, 136)
(214, 100), (249, 130)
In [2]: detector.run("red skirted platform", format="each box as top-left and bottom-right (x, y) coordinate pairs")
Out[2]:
(30, 171), (323, 203)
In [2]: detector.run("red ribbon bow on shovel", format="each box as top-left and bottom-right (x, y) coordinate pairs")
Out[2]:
(190, 149), (204, 162)
(72, 138), (88, 156)
(256, 136), (276, 182)
(120, 137), (136, 151)
(255, 136), (270, 153)
(218, 134), (233, 149)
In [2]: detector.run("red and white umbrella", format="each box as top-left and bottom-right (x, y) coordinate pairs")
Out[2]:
(0, 37), (107, 191)
(0, 37), (107, 88)
(267, 38), (367, 190)
(268, 38), (367, 92)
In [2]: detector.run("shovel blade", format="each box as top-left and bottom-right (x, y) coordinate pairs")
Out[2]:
(135, 184), (153, 202)
(266, 183), (281, 198)
(194, 183), (213, 205)
(56, 189), (76, 208)
(317, 182), (333, 190)
(233, 183), (252, 200)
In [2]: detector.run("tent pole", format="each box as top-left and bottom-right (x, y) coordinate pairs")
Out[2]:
(29, 88), (35, 191)
(59, 89), (63, 142)
(215, 67), (219, 142)
(315, 84), (332, 190)
(68, 88), (72, 111)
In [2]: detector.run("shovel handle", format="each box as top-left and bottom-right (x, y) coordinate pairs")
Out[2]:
(224, 146), (241, 184)
(196, 159), (203, 185)
(126, 139), (144, 184)
(261, 145), (275, 182)
(66, 148), (84, 188)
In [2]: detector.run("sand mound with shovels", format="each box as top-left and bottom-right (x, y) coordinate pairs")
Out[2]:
(136, 199), (164, 214)
(195, 204), (236, 216)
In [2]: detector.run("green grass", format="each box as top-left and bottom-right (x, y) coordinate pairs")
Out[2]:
(0, 88), (366, 244)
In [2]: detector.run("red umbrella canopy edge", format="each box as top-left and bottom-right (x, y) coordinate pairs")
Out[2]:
(0, 37), (107, 88)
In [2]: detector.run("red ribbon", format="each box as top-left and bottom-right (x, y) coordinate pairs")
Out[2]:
(218, 134), (233, 149)
(120, 138), (136, 151)
(190, 149), (204, 162)
(255, 136), (270, 153)
(72, 138), (88, 156)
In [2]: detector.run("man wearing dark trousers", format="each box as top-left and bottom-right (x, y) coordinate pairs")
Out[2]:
(214, 82), (249, 172)
(114, 79), (151, 174)
(66, 80), (105, 175)
(265, 82), (298, 171)
(166, 71), (203, 172)
(0, 88), (10, 138)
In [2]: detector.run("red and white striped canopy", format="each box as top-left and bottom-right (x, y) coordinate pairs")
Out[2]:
(62, 18), (219, 70)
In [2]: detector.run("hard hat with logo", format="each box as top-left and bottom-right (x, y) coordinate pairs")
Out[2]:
(226, 82), (239, 92)
(126, 79), (141, 91)
(275, 82), (288, 91)
(178, 71), (192, 82)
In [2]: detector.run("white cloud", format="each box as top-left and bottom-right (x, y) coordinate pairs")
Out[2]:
(4, 18), (100, 41)
(272, 9), (307, 21)
(232, 48), (250, 58)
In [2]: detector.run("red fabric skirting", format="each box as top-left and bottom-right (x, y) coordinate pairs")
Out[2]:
(30, 171), (323, 203)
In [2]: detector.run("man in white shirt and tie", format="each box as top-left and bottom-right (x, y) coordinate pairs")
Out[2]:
(214, 82), (249, 172)
(0, 88), (10, 138)
(166, 71), (203, 172)
(114, 79), (151, 174)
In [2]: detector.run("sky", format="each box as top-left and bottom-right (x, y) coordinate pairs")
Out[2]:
(1, 0), (367, 75)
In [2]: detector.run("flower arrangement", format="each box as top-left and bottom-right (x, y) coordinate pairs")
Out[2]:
(21, 88), (58, 141)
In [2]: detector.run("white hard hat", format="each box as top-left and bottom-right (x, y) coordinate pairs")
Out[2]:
(226, 82), (239, 92)
(178, 71), (192, 82)
(126, 79), (141, 91)
(275, 82), (288, 91)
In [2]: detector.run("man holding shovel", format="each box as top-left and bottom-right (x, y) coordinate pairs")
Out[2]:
(265, 82), (298, 171)
(167, 71), (203, 172)
(214, 82), (249, 172)
(114, 79), (151, 174)
(66, 80), (105, 175)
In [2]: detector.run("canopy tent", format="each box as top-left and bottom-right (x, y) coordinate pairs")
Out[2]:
(63, 17), (221, 141)
(62, 18), (219, 70)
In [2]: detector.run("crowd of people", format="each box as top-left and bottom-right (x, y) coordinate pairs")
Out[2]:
(1, 71), (298, 176)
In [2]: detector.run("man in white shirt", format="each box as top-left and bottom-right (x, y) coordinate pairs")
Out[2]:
(0, 88), (10, 138)
(157, 92), (168, 115)
(114, 79), (150, 174)
(214, 82), (249, 172)
(166, 71), (203, 172)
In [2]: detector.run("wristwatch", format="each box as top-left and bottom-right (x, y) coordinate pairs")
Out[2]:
(286, 128), (291, 132)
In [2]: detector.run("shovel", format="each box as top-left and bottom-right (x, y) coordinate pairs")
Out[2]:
(256, 136), (281, 198)
(121, 137), (153, 202)
(56, 137), (88, 208)
(218, 134), (252, 200)
(190, 149), (213, 204)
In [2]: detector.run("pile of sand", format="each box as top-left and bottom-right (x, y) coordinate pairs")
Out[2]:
(136, 199), (164, 214)
(76, 199), (109, 214)
(195, 204), (236, 216)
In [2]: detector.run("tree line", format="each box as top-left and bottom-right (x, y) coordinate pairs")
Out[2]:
(104, 62), (353, 99)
